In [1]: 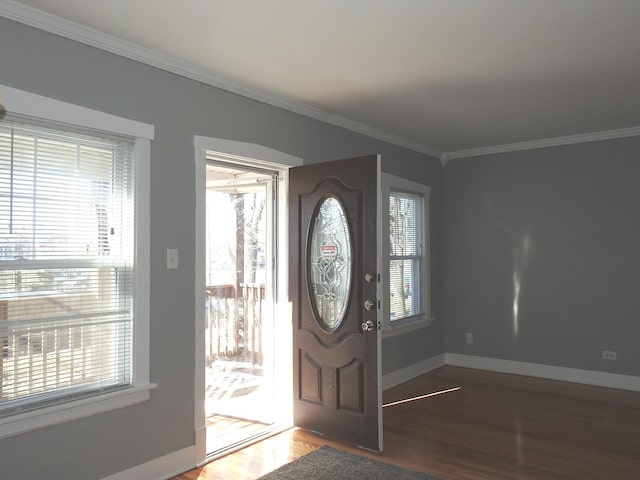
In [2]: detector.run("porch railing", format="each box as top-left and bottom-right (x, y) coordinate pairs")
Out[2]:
(0, 292), (119, 401)
(205, 283), (265, 367)
(1, 282), (269, 399)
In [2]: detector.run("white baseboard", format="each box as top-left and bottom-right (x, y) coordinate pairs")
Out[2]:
(382, 354), (445, 390)
(101, 446), (195, 480)
(194, 425), (207, 467)
(445, 353), (640, 392)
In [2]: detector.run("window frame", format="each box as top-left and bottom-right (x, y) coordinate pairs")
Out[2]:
(0, 84), (155, 440)
(381, 173), (432, 339)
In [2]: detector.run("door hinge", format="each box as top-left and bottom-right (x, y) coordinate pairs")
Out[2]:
(377, 300), (381, 309)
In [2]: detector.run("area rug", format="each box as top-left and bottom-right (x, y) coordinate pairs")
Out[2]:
(256, 445), (443, 480)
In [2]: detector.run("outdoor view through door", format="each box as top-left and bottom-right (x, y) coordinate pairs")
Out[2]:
(204, 160), (289, 455)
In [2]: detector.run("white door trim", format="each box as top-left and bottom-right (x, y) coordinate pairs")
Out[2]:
(193, 136), (301, 466)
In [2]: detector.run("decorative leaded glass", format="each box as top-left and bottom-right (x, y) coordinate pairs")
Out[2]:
(308, 196), (352, 329)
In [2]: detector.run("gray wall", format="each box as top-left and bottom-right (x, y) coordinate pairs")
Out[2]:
(444, 137), (640, 376)
(382, 157), (444, 375)
(0, 17), (443, 479)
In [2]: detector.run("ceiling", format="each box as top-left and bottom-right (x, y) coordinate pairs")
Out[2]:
(3, 0), (640, 157)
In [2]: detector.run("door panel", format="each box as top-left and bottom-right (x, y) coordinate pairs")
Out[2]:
(289, 155), (381, 451)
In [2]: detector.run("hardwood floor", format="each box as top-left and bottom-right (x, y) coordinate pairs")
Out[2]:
(205, 414), (270, 454)
(173, 366), (640, 479)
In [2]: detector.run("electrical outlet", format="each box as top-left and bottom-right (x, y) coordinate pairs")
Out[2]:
(602, 350), (617, 361)
(466, 332), (474, 344)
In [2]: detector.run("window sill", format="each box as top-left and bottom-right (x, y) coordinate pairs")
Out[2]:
(383, 316), (433, 339)
(0, 383), (157, 440)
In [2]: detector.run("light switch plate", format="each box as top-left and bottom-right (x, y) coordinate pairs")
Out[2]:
(166, 248), (179, 269)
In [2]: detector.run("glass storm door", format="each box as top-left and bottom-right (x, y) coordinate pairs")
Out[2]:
(204, 160), (286, 455)
(289, 155), (382, 452)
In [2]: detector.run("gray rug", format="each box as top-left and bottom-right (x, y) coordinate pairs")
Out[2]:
(256, 445), (443, 480)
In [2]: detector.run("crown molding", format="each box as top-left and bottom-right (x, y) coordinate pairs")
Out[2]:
(447, 125), (640, 160)
(0, 0), (442, 159)
(6, 0), (636, 164)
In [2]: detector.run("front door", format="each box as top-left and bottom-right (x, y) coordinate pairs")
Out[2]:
(289, 155), (382, 451)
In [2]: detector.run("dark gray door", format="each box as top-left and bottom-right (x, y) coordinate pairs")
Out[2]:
(289, 155), (381, 451)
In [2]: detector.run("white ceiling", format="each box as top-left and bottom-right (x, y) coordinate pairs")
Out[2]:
(4, 0), (640, 156)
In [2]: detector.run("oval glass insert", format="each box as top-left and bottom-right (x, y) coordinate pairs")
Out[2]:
(308, 196), (352, 330)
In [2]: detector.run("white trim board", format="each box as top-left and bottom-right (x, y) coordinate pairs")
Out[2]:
(0, 83), (154, 139)
(101, 446), (195, 480)
(194, 136), (303, 168)
(445, 353), (640, 392)
(445, 125), (640, 161)
(382, 353), (640, 392)
(0, 0), (440, 159)
(382, 354), (445, 391)
(193, 136), (299, 466)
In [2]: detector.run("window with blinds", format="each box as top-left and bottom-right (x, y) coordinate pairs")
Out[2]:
(389, 190), (424, 322)
(0, 118), (135, 416)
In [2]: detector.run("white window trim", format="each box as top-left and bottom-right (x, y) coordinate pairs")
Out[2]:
(0, 84), (156, 440)
(381, 173), (433, 339)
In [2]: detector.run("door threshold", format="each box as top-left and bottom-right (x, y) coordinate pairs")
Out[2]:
(203, 422), (294, 465)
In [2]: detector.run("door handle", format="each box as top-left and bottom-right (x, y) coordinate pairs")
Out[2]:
(364, 299), (375, 310)
(361, 320), (375, 332)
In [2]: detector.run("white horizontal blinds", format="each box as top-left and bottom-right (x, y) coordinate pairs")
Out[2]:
(389, 191), (423, 321)
(0, 119), (134, 413)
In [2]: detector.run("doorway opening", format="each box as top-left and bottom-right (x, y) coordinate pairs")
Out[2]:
(203, 156), (292, 457)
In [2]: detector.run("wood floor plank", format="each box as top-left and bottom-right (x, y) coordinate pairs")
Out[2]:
(173, 366), (640, 479)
